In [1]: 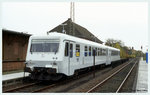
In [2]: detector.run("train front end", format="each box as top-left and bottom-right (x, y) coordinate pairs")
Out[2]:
(25, 35), (64, 81)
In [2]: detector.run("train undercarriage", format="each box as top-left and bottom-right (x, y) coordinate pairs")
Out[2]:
(24, 58), (129, 81)
(24, 67), (65, 81)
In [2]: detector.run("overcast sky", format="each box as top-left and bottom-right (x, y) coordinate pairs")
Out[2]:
(2, 2), (148, 52)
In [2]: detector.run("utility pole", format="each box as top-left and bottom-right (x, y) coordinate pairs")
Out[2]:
(141, 45), (143, 60)
(70, 2), (75, 22)
(70, 2), (75, 36)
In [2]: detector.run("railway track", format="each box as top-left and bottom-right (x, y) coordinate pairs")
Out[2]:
(3, 61), (114, 93)
(32, 59), (131, 92)
(3, 82), (41, 92)
(86, 58), (138, 93)
(3, 59), (132, 93)
(32, 65), (113, 92)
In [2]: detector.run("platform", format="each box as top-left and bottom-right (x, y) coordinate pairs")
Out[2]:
(3, 72), (29, 81)
(136, 58), (148, 93)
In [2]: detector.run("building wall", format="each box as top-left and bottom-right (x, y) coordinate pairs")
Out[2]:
(3, 31), (30, 71)
(3, 62), (25, 71)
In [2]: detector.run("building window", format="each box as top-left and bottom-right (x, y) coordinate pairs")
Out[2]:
(76, 44), (80, 57)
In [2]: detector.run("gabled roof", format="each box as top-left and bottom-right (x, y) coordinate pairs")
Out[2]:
(48, 18), (103, 44)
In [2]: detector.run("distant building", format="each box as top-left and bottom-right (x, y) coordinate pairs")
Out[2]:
(48, 18), (103, 44)
(2, 29), (31, 72)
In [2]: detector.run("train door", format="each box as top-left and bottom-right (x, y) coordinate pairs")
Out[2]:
(64, 41), (75, 75)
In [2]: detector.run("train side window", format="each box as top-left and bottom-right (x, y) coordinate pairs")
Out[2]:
(111, 50), (118, 56)
(89, 46), (91, 56)
(95, 48), (97, 56)
(98, 48), (100, 56)
(104, 49), (106, 55)
(99, 48), (101, 56)
(102, 49), (105, 55)
(65, 42), (69, 56)
(70, 44), (73, 57)
(100, 48), (102, 56)
(76, 44), (80, 57)
(84, 46), (88, 57)
(111, 51), (113, 56)
(92, 47), (94, 56)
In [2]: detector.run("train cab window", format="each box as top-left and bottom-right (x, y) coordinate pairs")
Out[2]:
(89, 46), (91, 56)
(84, 46), (88, 57)
(76, 44), (80, 57)
(31, 39), (59, 53)
(70, 44), (73, 58)
(65, 42), (69, 56)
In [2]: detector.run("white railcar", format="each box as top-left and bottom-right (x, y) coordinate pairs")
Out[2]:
(25, 32), (120, 80)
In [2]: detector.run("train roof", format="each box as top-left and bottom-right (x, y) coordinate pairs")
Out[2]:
(30, 32), (120, 51)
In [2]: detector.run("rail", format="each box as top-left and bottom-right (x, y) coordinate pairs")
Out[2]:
(4, 82), (41, 92)
(86, 59), (136, 93)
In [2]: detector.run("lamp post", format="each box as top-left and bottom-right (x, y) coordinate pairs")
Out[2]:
(91, 35), (99, 78)
(60, 23), (67, 34)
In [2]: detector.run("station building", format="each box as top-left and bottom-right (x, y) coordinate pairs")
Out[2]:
(2, 29), (31, 72)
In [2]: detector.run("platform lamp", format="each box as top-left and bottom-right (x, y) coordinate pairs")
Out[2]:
(141, 46), (143, 59)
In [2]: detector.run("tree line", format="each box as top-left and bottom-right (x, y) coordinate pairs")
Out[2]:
(105, 38), (143, 58)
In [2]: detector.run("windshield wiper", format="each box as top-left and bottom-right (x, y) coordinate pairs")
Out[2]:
(54, 50), (58, 54)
